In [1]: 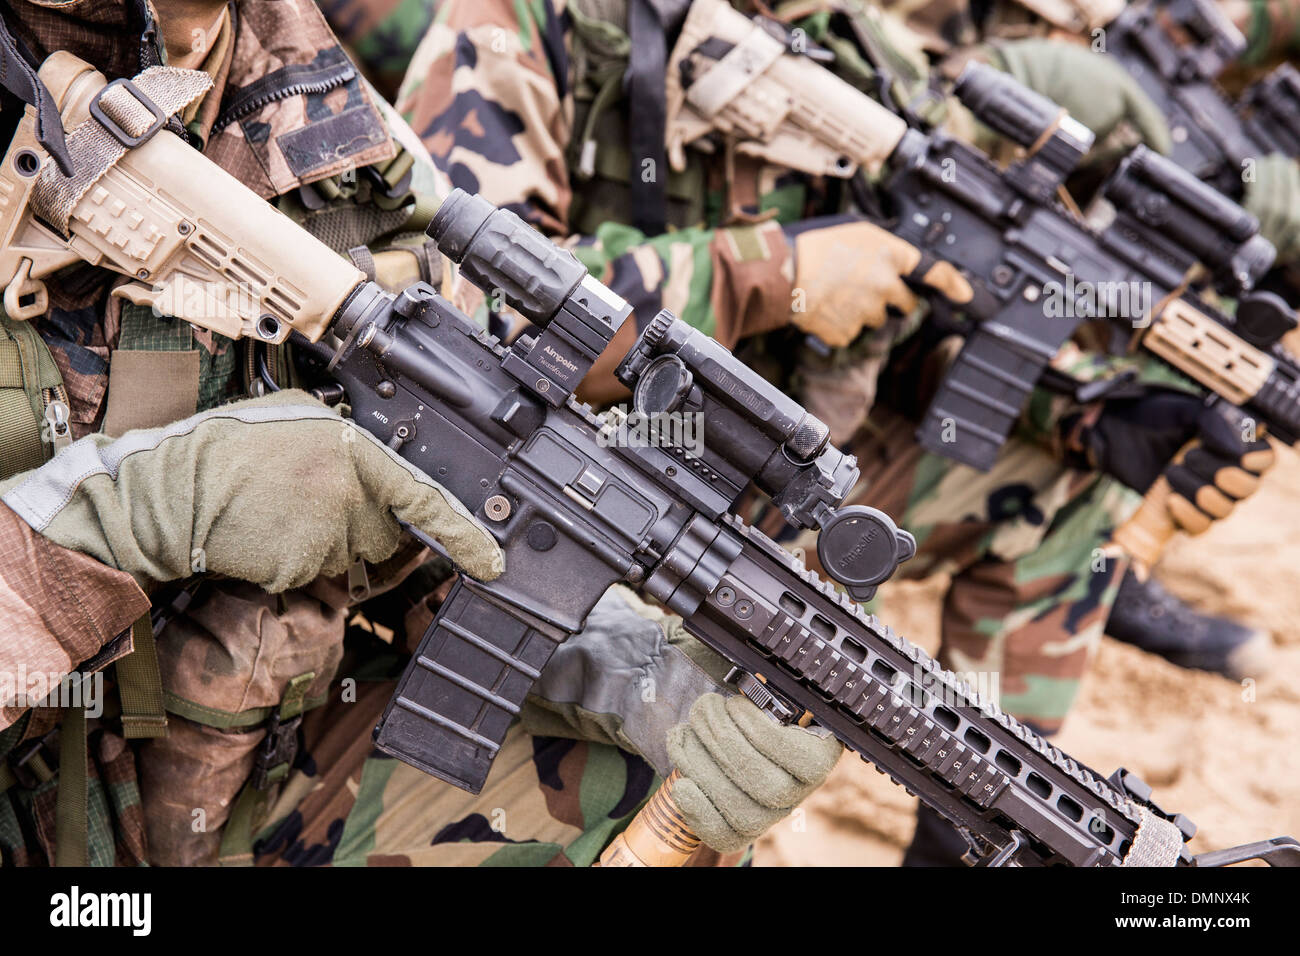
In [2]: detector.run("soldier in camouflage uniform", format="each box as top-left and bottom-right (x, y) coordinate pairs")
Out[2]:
(393, 0), (1138, 729)
(0, 0), (841, 867)
(0, 0), (425, 867)
(317, 0), (440, 100)
(872, 0), (1290, 682)
(390, 0), (1276, 863)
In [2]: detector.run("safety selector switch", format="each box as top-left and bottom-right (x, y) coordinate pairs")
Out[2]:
(816, 506), (916, 603)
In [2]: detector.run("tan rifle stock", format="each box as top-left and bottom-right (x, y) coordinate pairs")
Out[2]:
(664, 0), (907, 179)
(0, 53), (365, 343)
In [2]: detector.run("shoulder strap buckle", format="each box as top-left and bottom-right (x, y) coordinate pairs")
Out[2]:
(249, 710), (304, 790)
(89, 78), (168, 149)
(5, 730), (58, 790)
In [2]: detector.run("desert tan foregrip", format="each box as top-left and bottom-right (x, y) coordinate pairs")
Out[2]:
(1142, 299), (1275, 407)
(664, 0), (908, 179)
(1114, 299), (1281, 575)
(597, 770), (701, 867)
(0, 53), (365, 342)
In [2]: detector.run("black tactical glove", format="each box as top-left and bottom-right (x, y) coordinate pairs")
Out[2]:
(1071, 389), (1275, 533)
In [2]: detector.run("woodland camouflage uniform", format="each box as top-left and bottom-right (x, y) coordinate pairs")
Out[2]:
(386, 0), (1207, 733)
(0, 0), (738, 868)
(317, 0), (440, 99)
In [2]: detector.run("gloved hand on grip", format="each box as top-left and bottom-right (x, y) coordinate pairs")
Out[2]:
(1070, 389), (1275, 533)
(0, 390), (504, 592)
(790, 219), (973, 348)
(988, 39), (1173, 155)
(1162, 429), (1275, 536)
(667, 692), (843, 852)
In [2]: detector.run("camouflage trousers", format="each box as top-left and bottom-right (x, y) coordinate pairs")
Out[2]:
(755, 405), (1142, 734)
(2, 577), (744, 867)
(251, 678), (744, 867)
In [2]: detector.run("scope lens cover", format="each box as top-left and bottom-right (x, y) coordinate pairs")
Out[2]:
(816, 506), (917, 602)
(634, 354), (693, 415)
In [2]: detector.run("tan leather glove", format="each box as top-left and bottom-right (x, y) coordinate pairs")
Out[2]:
(667, 692), (843, 852)
(792, 220), (973, 347)
(1162, 434), (1276, 535)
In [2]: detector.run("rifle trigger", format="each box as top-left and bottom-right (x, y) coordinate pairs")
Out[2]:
(726, 667), (798, 724)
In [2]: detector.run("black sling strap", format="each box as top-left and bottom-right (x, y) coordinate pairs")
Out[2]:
(0, 9), (72, 174)
(625, 0), (690, 237)
(626, 0), (667, 236)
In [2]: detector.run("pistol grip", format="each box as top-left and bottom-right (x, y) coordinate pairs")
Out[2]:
(373, 576), (571, 794)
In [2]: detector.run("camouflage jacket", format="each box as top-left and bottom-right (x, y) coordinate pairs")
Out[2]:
(1, 0), (733, 868)
(0, 0), (419, 866)
(317, 0), (441, 100)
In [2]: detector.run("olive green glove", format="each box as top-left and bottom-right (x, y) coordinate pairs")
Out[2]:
(0, 390), (503, 592)
(1243, 153), (1300, 266)
(667, 692), (843, 852)
(989, 39), (1172, 155)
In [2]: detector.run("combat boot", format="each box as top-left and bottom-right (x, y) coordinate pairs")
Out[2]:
(1105, 570), (1272, 680)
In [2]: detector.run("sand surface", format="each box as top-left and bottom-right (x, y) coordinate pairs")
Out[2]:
(757, 445), (1300, 866)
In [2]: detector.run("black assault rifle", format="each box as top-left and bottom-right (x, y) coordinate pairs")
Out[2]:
(1102, 0), (1300, 199)
(876, 63), (1300, 471)
(302, 188), (1297, 866)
